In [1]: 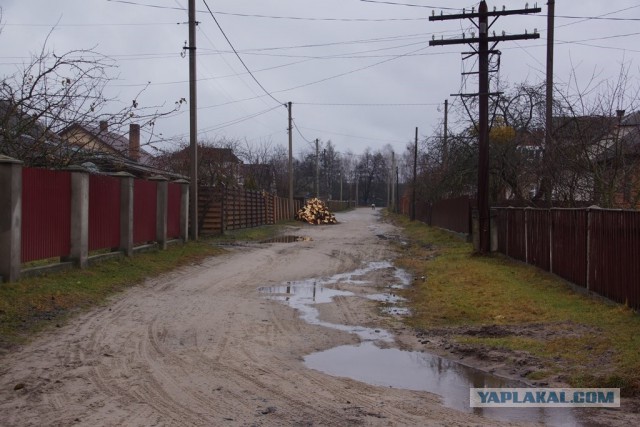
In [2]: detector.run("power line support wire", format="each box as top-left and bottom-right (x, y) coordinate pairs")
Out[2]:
(429, 1), (540, 254)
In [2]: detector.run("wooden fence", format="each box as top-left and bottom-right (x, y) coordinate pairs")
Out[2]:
(495, 207), (640, 310)
(198, 186), (303, 235)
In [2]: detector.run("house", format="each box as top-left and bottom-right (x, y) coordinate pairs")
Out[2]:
(240, 163), (276, 193)
(594, 111), (640, 208)
(57, 120), (185, 179)
(0, 99), (70, 166)
(152, 145), (242, 188)
(528, 112), (640, 208)
(59, 121), (151, 164)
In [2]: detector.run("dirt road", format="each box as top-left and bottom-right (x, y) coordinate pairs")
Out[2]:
(0, 209), (522, 426)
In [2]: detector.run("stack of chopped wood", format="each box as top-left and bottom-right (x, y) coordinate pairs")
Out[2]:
(295, 198), (338, 225)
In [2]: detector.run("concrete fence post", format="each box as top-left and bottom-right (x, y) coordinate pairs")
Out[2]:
(150, 175), (168, 250)
(68, 166), (89, 269)
(113, 172), (135, 257)
(0, 155), (23, 282)
(524, 207), (530, 264)
(173, 179), (189, 243)
(490, 208), (498, 252)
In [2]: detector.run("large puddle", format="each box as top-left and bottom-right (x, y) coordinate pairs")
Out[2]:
(259, 262), (589, 426)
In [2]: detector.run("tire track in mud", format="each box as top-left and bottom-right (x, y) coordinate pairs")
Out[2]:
(0, 209), (502, 426)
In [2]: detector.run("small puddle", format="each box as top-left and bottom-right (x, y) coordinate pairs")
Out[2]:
(259, 263), (588, 426)
(260, 235), (312, 243)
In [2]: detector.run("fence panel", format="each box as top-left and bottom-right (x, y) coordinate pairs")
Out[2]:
(551, 209), (588, 288)
(133, 179), (157, 245)
(527, 209), (551, 271)
(589, 210), (640, 309)
(167, 183), (182, 239)
(21, 168), (72, 262)
(505, 209), (526, 262)
(88, 174), (121, 251)
(431, 196), (471, 234)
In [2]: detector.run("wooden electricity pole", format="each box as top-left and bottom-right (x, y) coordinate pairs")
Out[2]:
(429, 1), (540, 254)
(411, 127), (418, 221)
(443, 99), (449, 170)
(188, 0), (198, 240)
(287, 102), (294, 218)
(544, 0), (555, 207)
(315, 138), (320, 198)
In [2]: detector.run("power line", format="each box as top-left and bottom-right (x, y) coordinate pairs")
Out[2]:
(106, 0), (430, 21)
(201, 0), (283, 106)
(296, 102), (440, 107)
(299, 126), (407, 144)
(359, 0), (460, 10)
(292, 119), (313, 144)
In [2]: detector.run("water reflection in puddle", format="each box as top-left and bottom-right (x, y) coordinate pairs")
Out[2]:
(305, 342), (584, 426)
(260, 235), (312, 243)
(259, 262), (587, 426)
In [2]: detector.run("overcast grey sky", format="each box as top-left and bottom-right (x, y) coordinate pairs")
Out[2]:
(1, 0), (639, 157)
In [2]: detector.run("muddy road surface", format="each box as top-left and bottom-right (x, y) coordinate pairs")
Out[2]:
(0, 209), (565, 426)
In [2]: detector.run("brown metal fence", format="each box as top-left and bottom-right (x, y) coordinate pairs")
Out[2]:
(414, 196), (473, 235)
(494, 207), (640, 310)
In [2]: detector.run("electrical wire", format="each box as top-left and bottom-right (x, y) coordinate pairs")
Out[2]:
(201, 0), (284, 106)
(359, 0), (460, 10)
(106, 0), (430, 21)
(296, 102), (440, 107)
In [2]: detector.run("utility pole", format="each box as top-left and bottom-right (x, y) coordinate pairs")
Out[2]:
(355, 173), (359, 207)
(543, 0), (555, 207)
(411, 127), (418, 221)
(430, 1), (540, 254)
(390, 151), (396, 212)
(188, 0), (198, 241)
(443, 99), (449, 170)
(287, 102), (294, 218)
(315, 138), (320, 198)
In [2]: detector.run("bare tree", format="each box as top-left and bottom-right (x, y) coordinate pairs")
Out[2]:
(0, 34), (184, 167)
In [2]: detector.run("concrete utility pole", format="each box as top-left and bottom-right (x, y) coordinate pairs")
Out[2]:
(188, 0), (198, 241)
(430, 1), (540, 254)
(411, 127), (418, 221)
(287, 102), (294, 218)
(315, 138), (320, 198)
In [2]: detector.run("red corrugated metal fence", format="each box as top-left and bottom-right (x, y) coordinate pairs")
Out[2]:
(133, 179), (157, 245)
(89, 174), (121, 251)
(167, 183), (181, 239)
(21, 168), (72, 262)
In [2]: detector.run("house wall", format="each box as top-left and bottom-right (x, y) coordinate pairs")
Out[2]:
(60, 127), (119, 155)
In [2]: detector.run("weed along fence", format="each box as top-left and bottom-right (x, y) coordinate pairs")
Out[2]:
(494, 207), (640, 310)
(0, 156), (189, 283)
(198, 186), (303, 235)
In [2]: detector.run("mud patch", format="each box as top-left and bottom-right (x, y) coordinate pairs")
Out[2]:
(416, 322), (608, 386)
(260, 235), (312, 243)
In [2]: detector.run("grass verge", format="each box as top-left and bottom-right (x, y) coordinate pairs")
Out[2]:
(0, 223), (287, 351)
(387, 212), (640, 396)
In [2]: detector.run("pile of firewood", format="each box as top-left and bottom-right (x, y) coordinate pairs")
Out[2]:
(295, 198), (338, 225)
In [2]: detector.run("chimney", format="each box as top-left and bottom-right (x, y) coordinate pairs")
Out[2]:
(129, 123), (141, 162)
(99, 120), (108, 132)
